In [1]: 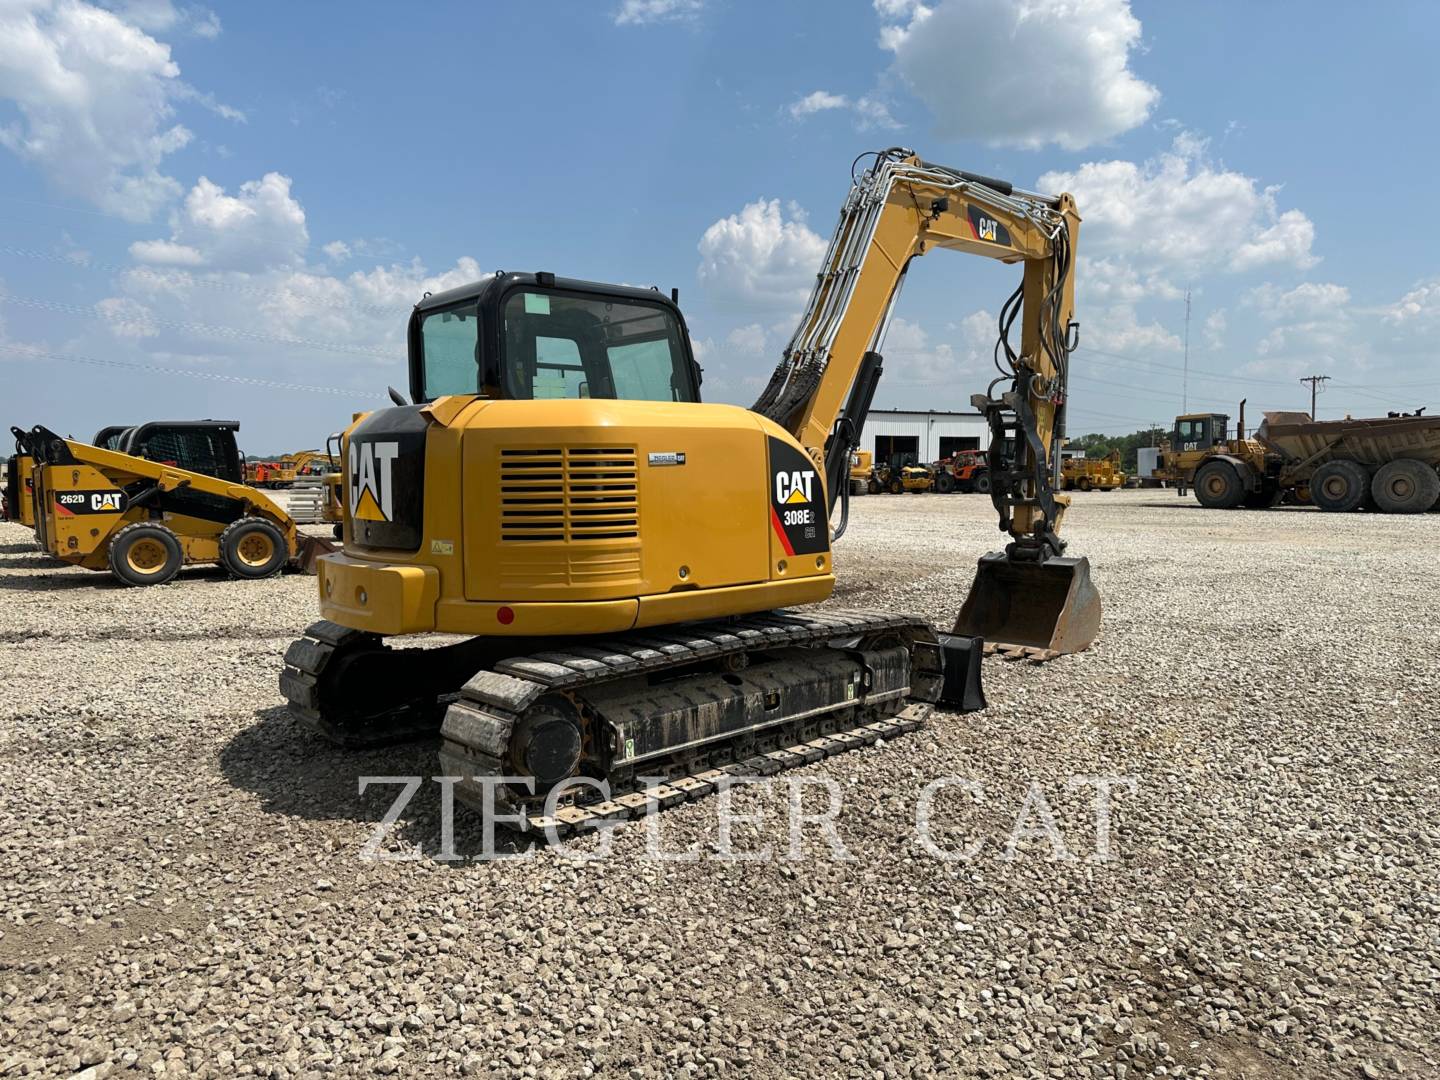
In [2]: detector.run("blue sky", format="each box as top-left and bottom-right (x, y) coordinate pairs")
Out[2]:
(1, 0), (1437, 451)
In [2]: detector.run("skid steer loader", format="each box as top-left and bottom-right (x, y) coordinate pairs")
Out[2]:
(26, 420), (333, 587)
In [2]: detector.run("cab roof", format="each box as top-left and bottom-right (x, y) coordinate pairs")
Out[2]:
(413, 271), (679, 315)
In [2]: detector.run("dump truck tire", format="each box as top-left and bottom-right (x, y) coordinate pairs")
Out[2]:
(108, 522), (182, 587)
(220, 516), (289, 579)
(974, 471), (992, 494)
(934, 472), (955, 494)
(1193, 460), (1244, 509)
(1370, 458), (1440, 514)
(1311, 459), (1369, 512)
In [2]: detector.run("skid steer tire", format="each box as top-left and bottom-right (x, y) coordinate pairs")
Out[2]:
(1193, 461), (1245, 509)
(108, 522), (183, 587)
(1311, 459), (1369, 512)
(1370, 458), (1440, 514)
(220, 516), (289, 579)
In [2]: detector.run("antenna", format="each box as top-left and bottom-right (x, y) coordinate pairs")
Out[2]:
(1182, 289), (1191, 413)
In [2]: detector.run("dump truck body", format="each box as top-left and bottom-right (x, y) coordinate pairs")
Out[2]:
(1255, 411), (1440, 474)
(1157, 403), (1440, 513)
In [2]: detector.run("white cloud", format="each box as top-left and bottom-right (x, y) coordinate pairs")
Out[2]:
(726, 323), (767, 353)
(876, 0), (1158, 150)
(1082, 257), (1180, 305)
(1382, 280), (1440, 327)
(876, 312), (994, 393)
(130, 173), (310, 272)
(787, 90), (901, 130)
(128, 239), (204, 266)
(613, 0), (701, 25)
(1084, 304), (1181, 354)
(697, 198), (827, 311)
(106, 1), (220, 37)
(0, 0), (236, 221)
(1039, 134), (1318, 275)
(95, 171), (486, 376)
(322, 240), (351, 262)
(1246, 281), (1349, 321)
(1241, 282), (1356, 361)
(1203, 309), (1226, 351)
(789, 90), (847, 118)
(96, 296), (158, 337)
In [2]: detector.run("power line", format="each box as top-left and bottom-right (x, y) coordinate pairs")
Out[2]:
(1299, 374), (1331, 419)
(0, 292), (400, 361)
(0, 246), (412, 318)
(0, 343), (384, 398)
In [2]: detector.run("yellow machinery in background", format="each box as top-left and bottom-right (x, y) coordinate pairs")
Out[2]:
(848, 449), (873, 495)
(281, 147), (1096, 825)
(1060, 449), (1126, 491)
(888, 463), (934, 494)
(26, 421), (331, 586)
(3, 427), (37, 529)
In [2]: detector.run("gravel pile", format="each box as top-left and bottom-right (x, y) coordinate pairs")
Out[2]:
(0, 492), (1436, 1078)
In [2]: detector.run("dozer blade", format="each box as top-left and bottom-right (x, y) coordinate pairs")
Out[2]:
(954, 552), (1101, 655)
(291, 533), (339, 575)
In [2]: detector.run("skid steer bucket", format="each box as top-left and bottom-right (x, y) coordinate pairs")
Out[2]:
(954, 552), (1101, 655)
(292, 533), (339, 575)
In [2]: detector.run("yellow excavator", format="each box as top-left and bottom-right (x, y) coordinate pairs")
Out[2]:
(280, 148), (1099, 828)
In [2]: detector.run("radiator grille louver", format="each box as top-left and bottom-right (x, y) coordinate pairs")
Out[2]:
(499, 447), (638, 543)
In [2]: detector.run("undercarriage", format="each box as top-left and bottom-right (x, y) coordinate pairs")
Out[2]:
(280, 609), (983, 833)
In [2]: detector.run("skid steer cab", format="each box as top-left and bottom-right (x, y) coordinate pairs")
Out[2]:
(26, 421), (334, 587)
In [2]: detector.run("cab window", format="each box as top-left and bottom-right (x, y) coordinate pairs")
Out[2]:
(1176, 420), (1205, 444)
(420, 304), (480, 399)
(500, 290), (697, 402)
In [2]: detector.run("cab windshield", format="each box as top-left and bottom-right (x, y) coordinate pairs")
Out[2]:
(500, 290), (697, 402)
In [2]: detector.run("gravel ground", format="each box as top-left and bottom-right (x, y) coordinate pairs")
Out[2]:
(1, 492), (1436, 1079)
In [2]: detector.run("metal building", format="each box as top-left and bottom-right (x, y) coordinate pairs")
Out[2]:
(864, 408), (989, 466)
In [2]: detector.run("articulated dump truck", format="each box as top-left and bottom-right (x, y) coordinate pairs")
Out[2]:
(1161, 402), (1440, 513)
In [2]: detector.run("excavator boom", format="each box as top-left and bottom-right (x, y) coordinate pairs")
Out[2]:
(752, 148), (1099, 655)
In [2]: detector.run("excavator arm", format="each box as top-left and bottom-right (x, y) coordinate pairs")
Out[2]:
(754, 148), (1099, 654)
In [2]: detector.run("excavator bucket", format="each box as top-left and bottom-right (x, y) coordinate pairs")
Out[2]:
(954, 552), (1101, 655)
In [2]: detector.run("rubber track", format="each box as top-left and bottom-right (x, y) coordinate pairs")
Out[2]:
(439, 608), (941, 837)
(515, 704), (932, 840)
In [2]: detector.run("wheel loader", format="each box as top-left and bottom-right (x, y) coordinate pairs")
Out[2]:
(26, 420), (334, 586)
(280, 148), (1100, 832)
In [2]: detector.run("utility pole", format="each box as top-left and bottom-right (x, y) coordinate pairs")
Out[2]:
(1300, 374), (1330, 419)
(1182, 290), (1191, 413)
